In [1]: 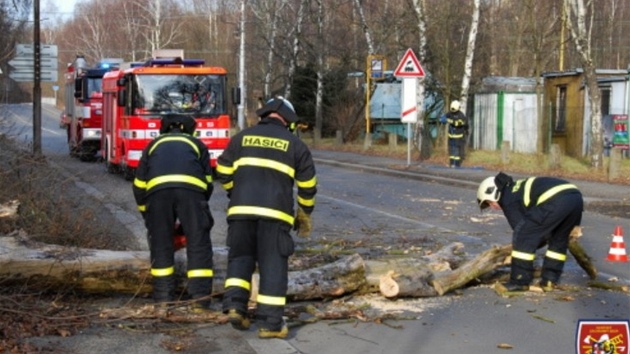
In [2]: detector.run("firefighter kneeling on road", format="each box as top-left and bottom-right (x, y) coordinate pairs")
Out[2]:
(477, 172), (583, 292)
(133, 114), (215, 311)
(216, 96), (317, 339)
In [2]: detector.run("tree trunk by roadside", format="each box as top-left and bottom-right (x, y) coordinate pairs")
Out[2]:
(0, 228), (596, 299)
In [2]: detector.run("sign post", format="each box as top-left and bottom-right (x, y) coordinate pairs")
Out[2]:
(393, 48), (426, 165)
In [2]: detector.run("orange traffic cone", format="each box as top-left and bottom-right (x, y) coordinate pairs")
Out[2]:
(606, 226), (628, 262)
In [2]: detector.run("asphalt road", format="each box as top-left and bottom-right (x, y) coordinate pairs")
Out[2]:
(1, 103), (629, 354)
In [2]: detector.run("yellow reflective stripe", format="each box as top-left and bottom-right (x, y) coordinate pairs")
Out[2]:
(235, 157), (295, 178)
(151, 266), (175, 277)
(222, 182), (233, 190)
(134, 178), (147, 189)
(147, 174), (208, 191)
(216, 163), (233, 175)
(205, 175), (213, 183)
(137, 205), (146, 212)
(257, 294), (286, 306)
(187, 269), (214, 278)
(537, 184), (577, 205)
(448, 133), (464, 138)
(297, 176), (317, 188)
(228, 206), (294, 224)
(150, 136), (200, 158)
(298, 195), (315, 207)
(545, 250), (567, 261)
(225, 278), (251, 291)
(523, 177), (536, 207)
(511, 250), (536, 261)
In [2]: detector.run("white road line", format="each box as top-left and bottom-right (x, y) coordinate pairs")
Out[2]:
(317, 193), (452, 232)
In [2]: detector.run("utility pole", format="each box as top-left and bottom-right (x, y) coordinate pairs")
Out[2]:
(33, 0), (42, 157)
(237, 0), (246, 130)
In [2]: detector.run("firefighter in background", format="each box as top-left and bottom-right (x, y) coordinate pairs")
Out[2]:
(440, 100), (469, 168)
(476, 172), (583, 292)
(216, 97), (317, 339)
(132, 114), (215, 310)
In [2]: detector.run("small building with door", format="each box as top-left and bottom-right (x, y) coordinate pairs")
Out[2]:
(541, 68), (629, 158)
(472, 76), (539, 153)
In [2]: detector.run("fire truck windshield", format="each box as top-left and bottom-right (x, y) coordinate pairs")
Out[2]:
(87, 78), (102, 97)
(133, 74), (225, 116)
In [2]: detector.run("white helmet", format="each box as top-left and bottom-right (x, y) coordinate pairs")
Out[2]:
(477, 176), (500, 209)
(450, 100), (461, 112)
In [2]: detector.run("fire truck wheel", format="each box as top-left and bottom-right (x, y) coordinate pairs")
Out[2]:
(123, 168), (135, 181)
(78, 147), (97, 162)
(105, 161), (118, 174)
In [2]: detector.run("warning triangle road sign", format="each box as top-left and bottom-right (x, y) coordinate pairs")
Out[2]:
(393, 48), (425, 78)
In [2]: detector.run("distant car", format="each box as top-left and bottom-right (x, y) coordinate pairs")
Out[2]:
(59, 112), (70, 129)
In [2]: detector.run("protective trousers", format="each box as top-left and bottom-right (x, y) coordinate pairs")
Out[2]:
(146, 189), (214, 302)
(510, 192), (583, 285)
(223, 219), (294, 331)
(448, 138), (465, 167)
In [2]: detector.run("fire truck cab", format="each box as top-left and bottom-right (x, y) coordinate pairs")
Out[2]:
(101, 51), (231, 180)
(64, 56), (122, 161)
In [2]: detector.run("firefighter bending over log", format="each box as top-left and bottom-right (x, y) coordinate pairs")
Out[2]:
(477, 172), (583, 292)
(133, 114), (215, 311)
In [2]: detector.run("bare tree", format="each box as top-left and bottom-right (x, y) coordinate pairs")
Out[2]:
(74, 1), (114, 60)
(134, 0), (184, 53)
(250, 0), (288, 98)
(564, 0), (603, 168)
(120, 1), (146, 61)
(353, 0), (374, 54)
(314, 0), (325, 143)
(283, 0), (307, 99)
(458, 0), (479, 114)
(409, 0), (428, 156)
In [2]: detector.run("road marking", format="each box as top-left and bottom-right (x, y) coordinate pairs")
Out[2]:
(317, 193), (452, 232)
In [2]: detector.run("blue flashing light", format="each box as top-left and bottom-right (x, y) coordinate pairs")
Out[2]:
(145, 58), (206, 67)
(183, 59), (205, 66)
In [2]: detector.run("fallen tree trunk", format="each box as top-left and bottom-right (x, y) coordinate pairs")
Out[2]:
(379, 269), (438, 298)
(0, 231), (365, 300)
(568, 226), (597, 279)
(0, 230), (228, 294)
(287, 253), (366, 300)
(1, 228), (596, 300)
(431, 244), (512, 296)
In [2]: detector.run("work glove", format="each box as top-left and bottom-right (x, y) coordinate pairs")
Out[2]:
(293, 207), (312, 238)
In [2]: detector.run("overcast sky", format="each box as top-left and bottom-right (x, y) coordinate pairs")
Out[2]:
(44, 0), (77, 17)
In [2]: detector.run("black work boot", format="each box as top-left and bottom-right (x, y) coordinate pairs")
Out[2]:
(226, 309), (251, 330)
(258, 317), (288, 339)
(497, 282), (529, 293)
(538, 279), (556, 292)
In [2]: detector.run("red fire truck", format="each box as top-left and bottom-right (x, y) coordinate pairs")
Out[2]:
(64, 56), (122, 161)
(101, 52), (231, 180)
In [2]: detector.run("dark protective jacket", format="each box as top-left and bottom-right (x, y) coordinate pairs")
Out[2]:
(215, 118), (317, 226)
(133, 130), (214, 212)
(498, 176), (581, 228)
(444, 111), (468, 139)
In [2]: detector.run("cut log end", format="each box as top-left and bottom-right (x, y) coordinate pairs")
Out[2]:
(379, 271), (399, 298)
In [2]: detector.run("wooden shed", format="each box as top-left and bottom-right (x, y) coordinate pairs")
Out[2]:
(472, 77), (539, 153)
(541, 69), (628, 158)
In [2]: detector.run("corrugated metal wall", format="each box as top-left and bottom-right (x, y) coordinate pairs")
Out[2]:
(473, 92), (538, 153)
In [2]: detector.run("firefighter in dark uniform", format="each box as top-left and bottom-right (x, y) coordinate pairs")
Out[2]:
(477, 172), (583, 292)
(440, 100), (469, 168)
(216, 97), (317, 339)
(133, 114), (215, 310)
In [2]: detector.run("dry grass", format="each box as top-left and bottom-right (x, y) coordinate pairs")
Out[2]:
(0, 134), (130, 250)
(308, 138), (630, 185)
